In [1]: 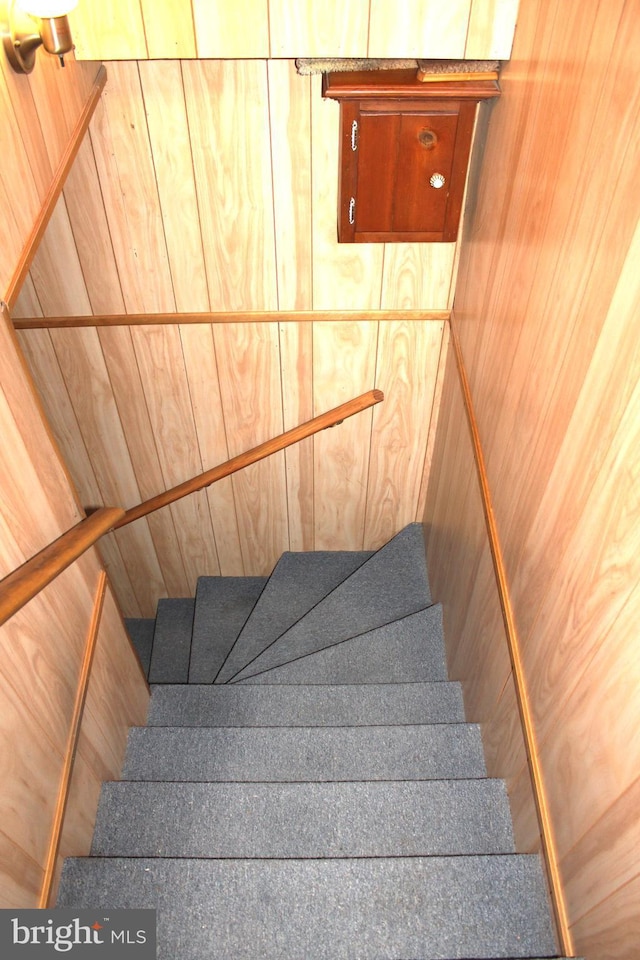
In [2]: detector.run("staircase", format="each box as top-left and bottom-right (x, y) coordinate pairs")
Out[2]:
(57, 524), (566, 959)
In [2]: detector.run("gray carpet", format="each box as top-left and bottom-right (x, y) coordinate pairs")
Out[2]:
(57, 524), (562, 960)
(235, 605), (447, 684)
(57, 855), (557, 960)
(232, 523), (431, 680)
(216, 551), (372, 682)
(125, 617), (154, 676)
(122, 723), (486, 782)
(91, 779), (514, 858)
(148, 598), (194, 683)
(147, 680), (466, 726)
(188, 576), (267, 683)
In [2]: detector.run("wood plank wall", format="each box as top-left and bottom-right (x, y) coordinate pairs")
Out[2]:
(0, 52), (149, 907)
(68, 0), (519, 60)
(0, 306), (149, 908)
(0, 50), (101, 300)
(425, 0), (640, 957)
(13, 59), (454, 616)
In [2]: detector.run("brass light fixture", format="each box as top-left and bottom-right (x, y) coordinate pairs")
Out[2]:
(2, 0), (77, 73)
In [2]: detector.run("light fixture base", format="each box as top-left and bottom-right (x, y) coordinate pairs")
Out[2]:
(2, 3), (42, 73)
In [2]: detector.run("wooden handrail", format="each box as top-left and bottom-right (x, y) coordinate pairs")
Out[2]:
(115, 389), (384, 529)
(0, 508), (125, 627)
(0, 391), (383, 624)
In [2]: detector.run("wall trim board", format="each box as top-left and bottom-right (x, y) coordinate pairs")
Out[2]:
(13, 310), (451, 329)
(39, 569), (106, 908)
(4, 65), (107, 311)
(448, 315), (574, 958)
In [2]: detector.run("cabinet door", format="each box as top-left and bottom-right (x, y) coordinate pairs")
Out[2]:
(337, 98), (477, 243)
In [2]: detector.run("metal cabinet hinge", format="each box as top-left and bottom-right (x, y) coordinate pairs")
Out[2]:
(351, 120), (358, 151)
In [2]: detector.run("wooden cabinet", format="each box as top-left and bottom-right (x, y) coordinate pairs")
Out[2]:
(323, 70), (500, 243)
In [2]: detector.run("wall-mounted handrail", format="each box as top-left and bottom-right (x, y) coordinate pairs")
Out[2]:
(0, 507), (125, 627)
(0, 391), (384, 625)
(114, 389), (384, 529)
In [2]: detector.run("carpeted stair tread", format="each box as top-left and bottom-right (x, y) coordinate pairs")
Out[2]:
(91, 779), (515, 858)
(147, 680), (466, 726)
(125, 618), (155, 677)
(235, 606), (447, 685)
(188, 577), (267, 683)
(148, 599), (194, 684)
(232, 523), (431, 680)
(215, 551), (372, 683)
(122, 723), (486, 782)
(57, 854), (558, 959)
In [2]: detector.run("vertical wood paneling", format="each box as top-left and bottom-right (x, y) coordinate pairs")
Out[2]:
(268, 60), (313, 311)
(88, 63), (175, 314)
(29, 197), (92, 317)
(48, 328), (167, 615)
(192, 0), (269, 58)
(369, 0), (471, 58)
(1, 55), (98, 237)
(0, 55), (52, 200)
(426, 0), (640, 956)
(213, 323), (289, 573)
(0, 302), (147, 907)
(96, 328), (191, 600)
(466, 0), (521, 58)
(138, 61), (210, 313)
(15, 328), (140, 615)
(70, 1), (148, 59)
(62, 135), (126, 315)
(279, 322), (315, 551)
(67, 0), (518, 59)
(310, 76), (384, 309)
(129, 325), (220, 591)
(54, 585), (148, 900)
(381, 245), (456, 310)
(182, 60), (278, 312)
(313, 321), (378, 549)
(269, 0), (370, 57)
(178, 325), (244, 574)
(140, 0), (196, 57)
(366, 321), (444, 548)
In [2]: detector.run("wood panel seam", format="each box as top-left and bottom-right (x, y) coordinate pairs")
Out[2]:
(449, 314), (575, 958)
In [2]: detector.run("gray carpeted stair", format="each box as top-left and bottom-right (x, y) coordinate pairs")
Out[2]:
(125, 617), (154, 675)
(235, 604), (447, 684)
(232, 523), (431, 680)
(58, 856), (556, 960)
(147, 680), (466, 726)
(58, 523), (562, 959)
(215, 550), (372, 683)
(188, 576), (267, 683)
(148, 598), (195, 683)
(91, 779), (514, 858)
(121, 723), (487, 782)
